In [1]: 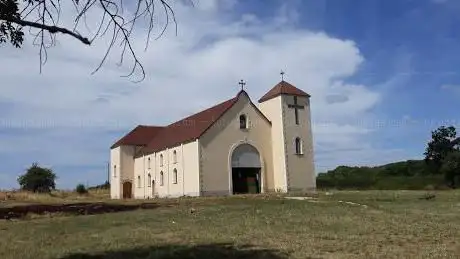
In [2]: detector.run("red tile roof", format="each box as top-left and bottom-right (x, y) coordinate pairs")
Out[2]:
(138, 94), (239, 154)
(112, 90), (272, 155)
(110, 125), (164, 149)
(258, 80), (310, 103)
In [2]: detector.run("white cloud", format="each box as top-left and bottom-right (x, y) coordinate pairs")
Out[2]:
(0, 1), (407, 188)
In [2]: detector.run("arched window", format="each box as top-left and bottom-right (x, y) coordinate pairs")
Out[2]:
(137, 175), (141, 188)
(173, 150), (177, 163)
(148, 174), (151, 187)
(173, 168), (178, 184)
(295, 137), (302, 155)
(239, 114), (247, 129)
(160, 171), (164, 186)
(147, 157), (151, 169)
(113, 165), (117, 178)
(160, 154), (163, 167)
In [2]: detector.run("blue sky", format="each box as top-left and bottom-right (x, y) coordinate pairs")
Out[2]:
(1, 0), (459, 189)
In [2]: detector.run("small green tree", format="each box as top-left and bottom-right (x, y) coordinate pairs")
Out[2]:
(17, 163), (57, 193)
(75, 184), (88, 195)
(440, 151), (460, 188)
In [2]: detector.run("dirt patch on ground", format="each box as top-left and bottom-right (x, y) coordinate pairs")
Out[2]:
(0, 202), (176, 220)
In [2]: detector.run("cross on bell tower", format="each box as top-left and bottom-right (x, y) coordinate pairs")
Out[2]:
(238, 79), (246, 91)
(288, 96), (305, 125)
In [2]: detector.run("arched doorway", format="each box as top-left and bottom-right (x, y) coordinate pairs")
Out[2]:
(152, 180), (155, 196)
(231, 143), (261, 194)
(122, 181), (132, 199)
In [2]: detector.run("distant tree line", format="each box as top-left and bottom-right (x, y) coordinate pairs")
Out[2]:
(317, 125), (460, 190)
(16, 163), (109, 193)
(88, 181), (110, 190)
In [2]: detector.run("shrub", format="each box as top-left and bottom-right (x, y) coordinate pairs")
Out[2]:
(75, 184), (88, 195)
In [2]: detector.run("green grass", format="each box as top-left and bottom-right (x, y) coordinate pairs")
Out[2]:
(1, 190), (460, 258)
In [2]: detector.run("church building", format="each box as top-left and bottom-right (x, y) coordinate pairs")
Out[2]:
(109, 78), (316, 199)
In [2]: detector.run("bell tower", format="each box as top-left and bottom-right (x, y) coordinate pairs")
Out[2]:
(258, 75), (316, 192)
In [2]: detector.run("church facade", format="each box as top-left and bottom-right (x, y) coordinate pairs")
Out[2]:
(109, 79), (316, 199)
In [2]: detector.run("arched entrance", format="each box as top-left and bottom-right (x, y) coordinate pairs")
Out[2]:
(122, 181), (132, 199)
(231, 143), (261, 194)
(152, 180), (155, 196)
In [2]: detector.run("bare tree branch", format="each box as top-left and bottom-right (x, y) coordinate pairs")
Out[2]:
(3, 16), (91, 45)
(0, 0), (187, 82)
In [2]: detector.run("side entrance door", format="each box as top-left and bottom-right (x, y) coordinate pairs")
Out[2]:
(122, 181), (132, 199)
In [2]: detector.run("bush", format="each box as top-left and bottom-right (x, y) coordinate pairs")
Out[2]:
(17, 163), (57, 193)
(75, 184), (88, 195)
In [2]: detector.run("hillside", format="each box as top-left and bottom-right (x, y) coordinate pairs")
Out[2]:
(316, 159), (446, 190)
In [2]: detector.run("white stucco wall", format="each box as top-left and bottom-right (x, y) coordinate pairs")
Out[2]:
(280, 95), (316, 191)
(182, 140), (200, 196)
(130, 140), (201, 199)
(110, 145), (136, 199)
(110, 147), (121, 199)
(133, 155), (145, 198)
(199, 93), (273, 196)
(258, 96), (288, 192)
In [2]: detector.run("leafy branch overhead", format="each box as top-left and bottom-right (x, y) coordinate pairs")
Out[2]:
(0, 0), (183, 82)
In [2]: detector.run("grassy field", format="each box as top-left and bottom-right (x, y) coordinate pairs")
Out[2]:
(1, 190), (460, 258)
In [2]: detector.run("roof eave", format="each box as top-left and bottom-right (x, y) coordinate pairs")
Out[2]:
(258, 92), (311, 103)
(135, 138), (200, 157)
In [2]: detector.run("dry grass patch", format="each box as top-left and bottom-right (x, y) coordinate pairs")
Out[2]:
(1, 190), (460, 258)
(0, 189), (110, 206)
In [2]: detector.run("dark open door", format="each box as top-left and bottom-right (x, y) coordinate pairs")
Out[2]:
(232, 168), (260, 194)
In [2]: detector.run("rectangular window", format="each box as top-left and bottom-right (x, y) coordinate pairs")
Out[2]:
(295, 137), (303, 155)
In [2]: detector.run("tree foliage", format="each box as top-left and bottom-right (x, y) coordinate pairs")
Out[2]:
(424, 125), (460, 187)
(0, 0), (182, 81)
(317, 125), (460, 190)
(424, 126), (459, 172)
(316, 160), (444, 190)
(17, 162), (57, 193)
(0, 0), (24, 47)
(440, 151), (460, 188)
